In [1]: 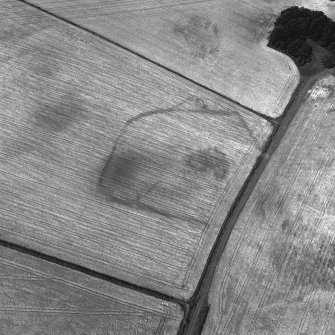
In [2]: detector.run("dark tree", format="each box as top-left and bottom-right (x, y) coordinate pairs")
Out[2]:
(268, 6), (335, 69)
(322, 55), (335, 68)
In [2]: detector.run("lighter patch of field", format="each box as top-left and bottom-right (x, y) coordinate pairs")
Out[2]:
(202, 74), (335, 335)
(23, 0), (303, 117)
(309, 76), (335, 102)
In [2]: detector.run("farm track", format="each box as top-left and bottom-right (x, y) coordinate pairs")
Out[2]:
(16, 0), (301, 118)
(2, 1), (334, 334)
(179, 70), (334, 335)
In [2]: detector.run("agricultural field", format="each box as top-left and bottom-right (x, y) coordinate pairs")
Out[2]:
(3, 0), (335, 334)
(202, 73), (335, 335)
(0, 0), (272, 300)
(22, 0), (305, 117)
(0, 245), (183, 334)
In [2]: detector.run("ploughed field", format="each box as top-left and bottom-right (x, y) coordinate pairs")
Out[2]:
(0, 245), (183, 335)
(2, 0), (335, 334)
(0, 0), (272, 300)
(202, 74), (335, 335)
(20, 0), (303, 117)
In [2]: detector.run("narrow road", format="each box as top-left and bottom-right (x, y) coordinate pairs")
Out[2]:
(179, 68), (335, 335)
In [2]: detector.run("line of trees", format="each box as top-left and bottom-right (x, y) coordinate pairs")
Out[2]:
(268, 6), (335, 68)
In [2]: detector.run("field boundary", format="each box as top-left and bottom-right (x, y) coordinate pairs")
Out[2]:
(18, 0), (275, 124)
(5, 2), (318, 335)
(178, 69), (333, 334)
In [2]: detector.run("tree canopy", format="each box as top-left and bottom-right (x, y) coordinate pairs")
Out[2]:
(268, 6), (335, 68)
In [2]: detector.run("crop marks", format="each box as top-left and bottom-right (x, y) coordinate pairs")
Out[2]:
(22, 0), (303, 117)
(0, 0), (272, 300)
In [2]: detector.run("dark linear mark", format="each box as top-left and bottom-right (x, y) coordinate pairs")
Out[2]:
(126, 97), (263, 142)
(0, 239), (187, 309)
(97, 97), (237, 223)
(100, 95), (254, 166)
(17, 0), (275, 125)
(124, 96), (230, 125)
(98, 192), (206, 225)
(178, 294), (210, 335)
(6, 3), (279, 335)
(179, 71), (317, 335)
(234, 111), (259, 144)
